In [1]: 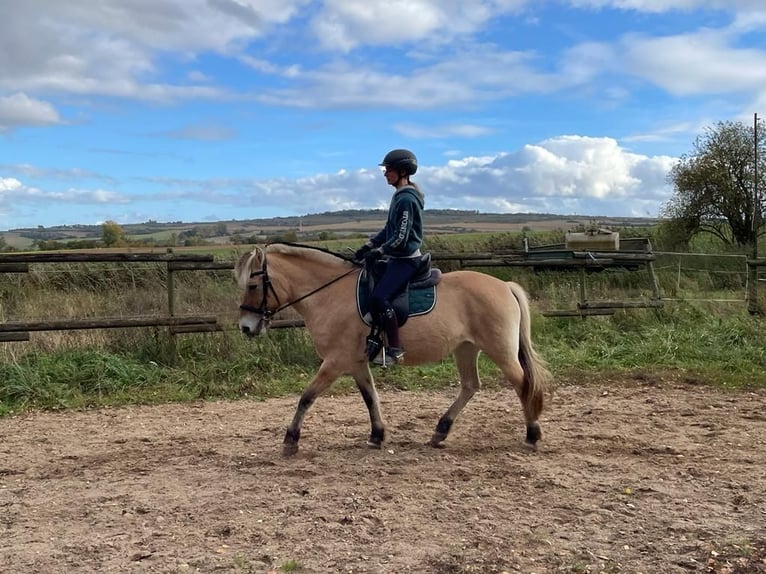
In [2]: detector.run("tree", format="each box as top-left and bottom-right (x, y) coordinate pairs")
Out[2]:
(102, 220), (124, 247)
(661, 120), (766, 248)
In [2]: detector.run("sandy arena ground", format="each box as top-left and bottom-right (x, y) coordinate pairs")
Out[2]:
(2, 376), (765, 573)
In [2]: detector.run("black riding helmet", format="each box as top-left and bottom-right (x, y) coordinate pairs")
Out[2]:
(379, 148), (418, 176)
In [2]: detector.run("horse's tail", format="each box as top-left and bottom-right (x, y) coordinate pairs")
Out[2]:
(507, 282), (553, 420)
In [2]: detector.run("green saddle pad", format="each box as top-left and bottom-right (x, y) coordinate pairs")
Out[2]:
(356, 272), (437, 326)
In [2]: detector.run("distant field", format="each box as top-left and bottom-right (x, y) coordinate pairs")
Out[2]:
(1, 232), (35, 249)
(1, 212), (658, 251)
(297, 218), (585, 234)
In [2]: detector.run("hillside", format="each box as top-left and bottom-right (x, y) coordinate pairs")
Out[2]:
(0, 209), (658, 250)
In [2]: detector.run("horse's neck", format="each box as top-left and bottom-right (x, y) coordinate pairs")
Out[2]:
(271, 254), (353, 314)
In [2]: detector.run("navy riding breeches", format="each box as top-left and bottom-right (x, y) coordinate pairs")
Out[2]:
(370, 257), (421, 315)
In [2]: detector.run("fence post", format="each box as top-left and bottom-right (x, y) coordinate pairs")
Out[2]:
(167, 261), (176, 317)
(747, 260), (759, 315)
(166, 248), (178, 359)
(647, 260), (662, 300)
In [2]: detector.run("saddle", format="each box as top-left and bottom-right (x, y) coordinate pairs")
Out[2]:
(356, 253), (442, 328)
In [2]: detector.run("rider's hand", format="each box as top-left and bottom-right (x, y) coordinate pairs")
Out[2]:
(363, 248), (383, 267)
(354, 244), (373, 262)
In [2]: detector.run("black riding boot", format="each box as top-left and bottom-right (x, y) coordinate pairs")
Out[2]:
(376, 307), (404, 364)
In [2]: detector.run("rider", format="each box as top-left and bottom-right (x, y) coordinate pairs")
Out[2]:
(354, 149), (425, 365)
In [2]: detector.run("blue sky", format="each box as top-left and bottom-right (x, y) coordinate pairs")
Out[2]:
(1, 0), (765, 231)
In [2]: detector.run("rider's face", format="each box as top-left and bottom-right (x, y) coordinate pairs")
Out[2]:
(383, 166), (399, 186)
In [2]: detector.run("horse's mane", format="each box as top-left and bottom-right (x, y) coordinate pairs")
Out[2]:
(266, 242), (351, 268)
(234, 243), (352, 289)
(234, 247), (263, 289)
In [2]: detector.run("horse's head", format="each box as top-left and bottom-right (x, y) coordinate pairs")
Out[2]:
(234, 247), (273, 337)
(235, 242), (357, 338)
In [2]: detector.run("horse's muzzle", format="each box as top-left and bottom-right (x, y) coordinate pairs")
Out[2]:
(239, 317), (266, 337)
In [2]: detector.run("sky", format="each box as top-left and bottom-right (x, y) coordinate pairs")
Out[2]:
(1, 0), (765, 231)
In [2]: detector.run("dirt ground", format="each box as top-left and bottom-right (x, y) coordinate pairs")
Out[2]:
(2, 376), (765, 574)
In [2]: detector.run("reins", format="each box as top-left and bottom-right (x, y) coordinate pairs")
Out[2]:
(239, 243), (359, 321)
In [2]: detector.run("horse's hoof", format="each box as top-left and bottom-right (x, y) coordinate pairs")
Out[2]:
(366, 440), (383, 449)
(282, 443), (299, 457)
(523, 440), (538, 452)
(429, 432), (447, 448)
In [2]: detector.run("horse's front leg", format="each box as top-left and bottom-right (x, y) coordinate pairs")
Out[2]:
(283, 361), (341, 456)
(352, 364), (386, 448)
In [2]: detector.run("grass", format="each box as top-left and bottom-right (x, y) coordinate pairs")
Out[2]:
(2, 302), (766, 416)
(537, 307), (766, 382)
(2, 233), (766, 416)
(280, 560), (301, 572)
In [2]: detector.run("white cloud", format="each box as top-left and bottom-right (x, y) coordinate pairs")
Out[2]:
(23, 187), (129, 204)
(394, 123), (493, 138)
(312, 0), (528, 51)
(621, 119), (712, 143)
(421, 136), (677, 215)
(620, 30), (766, 96)
(255, 45), (566, 109)
(567, 0), (766, 12)
(0, 0), (760, 118)
(154, 123), (238, 141)
(0, 93), (61, 131)
(4, 0), (765, 228)
(135, 136), (677, 217)
(1, 135), (679, 228)
(0, 164), (115, 183)
(560, 42), (616, 85)
(0, 0), (309, 101)
(0, 177), (23, 193)
(0, 173), (130, 224)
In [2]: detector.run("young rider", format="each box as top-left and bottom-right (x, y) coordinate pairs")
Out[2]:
(354, 149), (425, 365)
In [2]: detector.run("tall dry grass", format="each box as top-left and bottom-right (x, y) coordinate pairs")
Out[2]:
(1, 240), (765, 415)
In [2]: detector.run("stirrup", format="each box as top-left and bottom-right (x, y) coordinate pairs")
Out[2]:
(372, 347), (404, 367)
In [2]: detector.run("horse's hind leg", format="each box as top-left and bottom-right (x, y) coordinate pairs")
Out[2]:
(487, 350), (541, 450)
(283, 360), (341, 456)
(352, 364), (386, 448)
(429, 343), (481, 448)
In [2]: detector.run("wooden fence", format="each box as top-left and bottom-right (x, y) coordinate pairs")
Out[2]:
(1, 249), (763, 343)
(0, 252), (224, 342)
(748, 257), (766, 314)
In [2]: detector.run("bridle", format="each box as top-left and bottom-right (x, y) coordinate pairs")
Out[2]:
(239, 249), (358, 325)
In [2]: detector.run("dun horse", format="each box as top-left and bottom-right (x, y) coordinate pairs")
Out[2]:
(235, 243), (552, 456)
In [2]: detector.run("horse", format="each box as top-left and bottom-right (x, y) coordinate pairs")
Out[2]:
(234, 243), (553, 456)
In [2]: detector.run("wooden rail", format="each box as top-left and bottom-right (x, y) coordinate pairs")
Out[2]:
(0, 263), (29, 273)
(0, 252), (214, 263)
(0, 246), (671, 343)
(0, 315), (218, 333)
(0, 251), (222, 339)
(0, 333), (30, 342)
(5, 245), (761, 344)
(577, 300), (664, 310)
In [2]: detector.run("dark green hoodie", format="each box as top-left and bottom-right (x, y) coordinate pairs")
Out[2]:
(370, 185), (425, 257)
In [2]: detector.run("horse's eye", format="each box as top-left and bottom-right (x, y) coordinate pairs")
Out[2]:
(247, 284), (259, 291)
